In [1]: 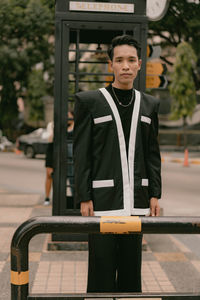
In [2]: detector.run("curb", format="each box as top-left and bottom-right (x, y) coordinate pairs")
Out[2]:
(161, 157), (200, 165)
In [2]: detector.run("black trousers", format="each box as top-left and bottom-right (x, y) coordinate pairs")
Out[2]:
(87, 233), (143, 293)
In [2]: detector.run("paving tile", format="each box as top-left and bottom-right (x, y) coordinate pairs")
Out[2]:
(184, 252), (199, 260)
(0, 253), (9, 261)
(161, 285), (176, 292)
(0, 227), (16, 252)
(0, 261), (6, 272)
(0, 261), (11, 300)
(142, 261), (176, 293)
(142, 252), (157, 261)
(29, 252), (41, 262)
(191, 260), (200, 272)
(160, 261), (200, 292)
(30, 234), (49, 252)
(31, 260), (88, 294)
(144, 234), (179, 252)
(2, 193), (200, 298)
(154, 252), (187, 262)
(0, 207), (32, 223)
(169, 235), (191, 253)
(0, 194), (40, 206)
(173, 235), (200, 260)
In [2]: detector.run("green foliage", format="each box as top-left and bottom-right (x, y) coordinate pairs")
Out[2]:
(149, 0), (200, 50)
(26, 69), (46, 122)
(169, 41), (197, 120)
(81, 63), (105, 91)
(148, 0), (200, 87)
(0, 0), (54, 135)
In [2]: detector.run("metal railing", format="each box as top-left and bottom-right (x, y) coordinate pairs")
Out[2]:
(11, 216), (200, 300)
(158, 129), (200, 147)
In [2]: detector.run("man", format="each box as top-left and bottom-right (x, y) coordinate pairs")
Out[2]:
(74, 35), (161, 293)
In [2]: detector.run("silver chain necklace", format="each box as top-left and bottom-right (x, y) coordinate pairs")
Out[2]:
(111, 85), (134, 107)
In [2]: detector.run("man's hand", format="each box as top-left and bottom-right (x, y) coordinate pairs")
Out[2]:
(150, 197), (160, 216)
(80, 200), (94, 216)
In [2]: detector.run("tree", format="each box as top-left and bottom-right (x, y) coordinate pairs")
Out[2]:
(169, 41), (197, 148)
(0, 0), (54, 138)
(26, 69), (47, 126)
(148, 0), (200, 88)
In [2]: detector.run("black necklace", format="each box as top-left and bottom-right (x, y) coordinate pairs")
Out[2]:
(112, 85), (134, 108)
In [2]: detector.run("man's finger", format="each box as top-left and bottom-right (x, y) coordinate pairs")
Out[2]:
(89, 208), (94, 216)
(151, 208), (155, 216)
(89, 203), (94, 216)
(81, 209), (88, 216)
(156, 205), (160, 216)
(81, 204), (89, 216)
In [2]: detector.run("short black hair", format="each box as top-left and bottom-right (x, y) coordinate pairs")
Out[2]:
(107, 34), (141, 61)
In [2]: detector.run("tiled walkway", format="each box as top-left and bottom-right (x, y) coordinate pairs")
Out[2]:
(31, 240), (176, 294)
(1, 193), (200, 299)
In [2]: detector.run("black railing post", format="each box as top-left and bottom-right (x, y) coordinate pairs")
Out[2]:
(10, 216), (200, 300)
(11, 221), (31, 300)
(10, 216), (100, 300)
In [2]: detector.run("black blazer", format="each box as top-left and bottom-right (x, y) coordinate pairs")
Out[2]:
(74, 88), (161, 216)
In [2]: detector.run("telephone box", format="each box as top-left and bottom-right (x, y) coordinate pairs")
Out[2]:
(53, 0), (148, 242)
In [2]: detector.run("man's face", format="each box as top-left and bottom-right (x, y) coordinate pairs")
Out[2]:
(110, 44), (142, 89)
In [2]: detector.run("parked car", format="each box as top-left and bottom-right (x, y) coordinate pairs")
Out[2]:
(0, 135), (14, 152)
(16, 128), (50, 158)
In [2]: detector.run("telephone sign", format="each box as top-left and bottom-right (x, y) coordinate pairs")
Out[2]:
(69, 1), (135, 13)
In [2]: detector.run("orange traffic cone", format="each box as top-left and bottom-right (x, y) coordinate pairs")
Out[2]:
(14, 148), (22, 155)
(183, 148), (189, 167)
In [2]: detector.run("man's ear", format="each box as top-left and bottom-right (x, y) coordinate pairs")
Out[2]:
(108, 60), (113, 72)
(107, 60), (114, 84)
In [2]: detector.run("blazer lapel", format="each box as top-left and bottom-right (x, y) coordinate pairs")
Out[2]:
(128, 89), (141, 210)
(99, 87), (131, 213)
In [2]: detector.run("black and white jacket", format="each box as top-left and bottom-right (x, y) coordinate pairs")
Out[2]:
(74, 88), (161, 216)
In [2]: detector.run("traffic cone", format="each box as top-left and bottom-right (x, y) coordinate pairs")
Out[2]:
(14, 148), (22, 155)
(183, 148), (189, 167)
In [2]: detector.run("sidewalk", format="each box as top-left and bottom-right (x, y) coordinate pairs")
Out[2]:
(161, 150), (200, 165)
(1, 192), (200, 299)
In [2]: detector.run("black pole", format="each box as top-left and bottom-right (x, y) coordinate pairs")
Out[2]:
(11, 234), (29, 299)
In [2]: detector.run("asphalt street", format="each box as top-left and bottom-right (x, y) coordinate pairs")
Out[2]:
(0, 152), (45, 194)
(0, 151), (199, 215)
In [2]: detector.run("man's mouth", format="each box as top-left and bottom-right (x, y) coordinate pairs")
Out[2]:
(121, 73), (132, 76)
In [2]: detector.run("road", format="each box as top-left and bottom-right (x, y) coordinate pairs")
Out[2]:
(161, 157), (200, 216)
(0, 151), (199, 215)
(0, 152), (45, 195)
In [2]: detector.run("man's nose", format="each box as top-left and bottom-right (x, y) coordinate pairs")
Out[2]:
(122, 61), (129, 69)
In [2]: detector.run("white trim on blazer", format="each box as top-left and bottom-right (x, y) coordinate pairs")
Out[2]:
(99, 87), (130, 213)
(141, 115), (151, 124)
(98, 88), (146, 216)
(128, 89), (141, 212)
(142, 179), (149, 186)
(94, 208), (150, 216)
(94, 115), (112, 124)
(92, 179), (114, 188)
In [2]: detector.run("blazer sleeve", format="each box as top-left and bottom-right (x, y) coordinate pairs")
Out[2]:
(147, 101), (162, 199)
(73, 94), (93, 203)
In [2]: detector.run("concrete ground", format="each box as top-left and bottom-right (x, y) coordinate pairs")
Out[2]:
(1, 195), (200, 299)
(1, 151), (200, 299)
